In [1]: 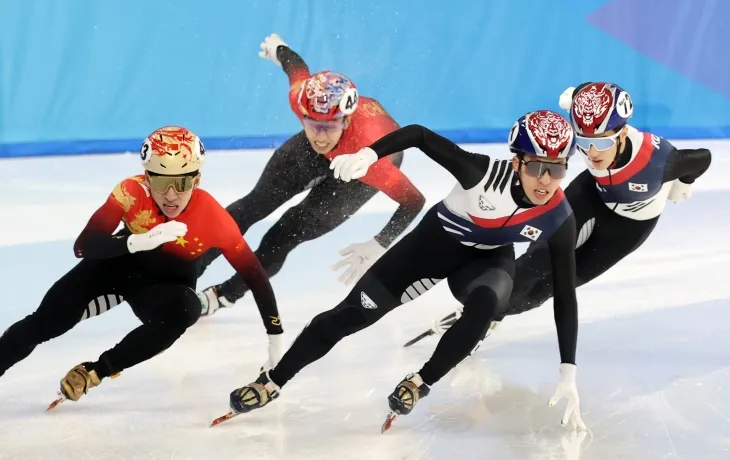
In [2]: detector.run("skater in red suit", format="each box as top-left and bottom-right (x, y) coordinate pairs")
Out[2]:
(196, 33), (426, 316)
(0, 126), (284, 407)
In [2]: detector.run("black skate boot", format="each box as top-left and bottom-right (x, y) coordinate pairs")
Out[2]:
(381, 373), (430, 433)
(229, 370), (280, 414)
(210, 371), (281, 427)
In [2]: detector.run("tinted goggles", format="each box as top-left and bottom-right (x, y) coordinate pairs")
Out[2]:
(575, 131), (620, 154)
(146, 172), (199, 193)
(521, 160), (568, 179)
(302, 117), (345, 133)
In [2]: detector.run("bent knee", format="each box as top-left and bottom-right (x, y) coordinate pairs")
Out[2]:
(462, 286), (499, 319)
(460, 269), (514, 320)
(177, 288), (202, 328)
(152, 287), (201, 330)
(465, 270), (513, 307)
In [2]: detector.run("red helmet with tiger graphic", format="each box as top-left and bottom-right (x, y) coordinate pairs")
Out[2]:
(569, 82), (633, 136)
(508, 110), (575, 159)
(296, 71), (359, 121)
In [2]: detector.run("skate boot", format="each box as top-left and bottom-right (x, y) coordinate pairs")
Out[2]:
(229, 370), (280, 414)
(59, 362), (102, 401)
(198, 285), (235, 316)
(388, 372), (430, 415)
(381, 373), (431, 432)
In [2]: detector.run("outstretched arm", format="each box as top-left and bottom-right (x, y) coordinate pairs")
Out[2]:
(546, 213), (579, 365)
(369, 124), (491, 190)
(215, 202), (283, 335)
(276, 45), (310, 88)
(222, 238), (283, 336)
(354, 114), (427, 246)
(258, 34), (312, 114)
(663, 147), (712, 184)
(363, 163), (425, 247)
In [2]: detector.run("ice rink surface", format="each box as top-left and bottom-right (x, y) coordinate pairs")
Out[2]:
(1, 140), (729, 460)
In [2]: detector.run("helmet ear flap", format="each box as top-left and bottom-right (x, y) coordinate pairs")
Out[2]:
(508, 120), (520, 146)
(140, 140), (153, 169)
(615, 90), (633, 120)
(339, 87), (359, 115)
(298, 71), (358, 120)
(196, 139), (206, 168)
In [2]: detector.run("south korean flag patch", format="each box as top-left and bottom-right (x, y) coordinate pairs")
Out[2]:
(520, 225), (542, 241)
(628, 182), (648, 192)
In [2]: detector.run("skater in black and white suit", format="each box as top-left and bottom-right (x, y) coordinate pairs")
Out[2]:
(419, 82), (711, 346)
(505, 82), (711, 317)
(223, 110), (588, 432)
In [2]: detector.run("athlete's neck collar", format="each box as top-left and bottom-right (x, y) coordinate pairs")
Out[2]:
(611, 137), (633, 169)
(510, 174), (537, 209)
(607, 124), (641, 170)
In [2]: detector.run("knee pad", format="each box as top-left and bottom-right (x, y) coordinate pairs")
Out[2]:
(462, 286), (500, 322)
(462, 269), (513, 314)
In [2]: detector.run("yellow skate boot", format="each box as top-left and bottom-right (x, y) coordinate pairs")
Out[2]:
(59, 362), (102, 401)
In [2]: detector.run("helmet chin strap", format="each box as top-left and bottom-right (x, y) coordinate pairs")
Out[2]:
(608, 130), (630, 169)
(511, 164), (537, 207)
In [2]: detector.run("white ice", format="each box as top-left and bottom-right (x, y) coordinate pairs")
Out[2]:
(0, 141), (729, 460)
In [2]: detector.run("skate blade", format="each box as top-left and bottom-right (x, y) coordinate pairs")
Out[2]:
(381, 411), (398, 433)
(210, 411), (239, 427)
(45, 392), (66, 412)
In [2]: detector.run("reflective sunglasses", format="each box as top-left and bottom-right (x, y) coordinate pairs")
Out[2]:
(302, 117), (345, 133)
(146, 172), (199, 193)
(521, 160), (568, 179)
(575, 130), (621, 154)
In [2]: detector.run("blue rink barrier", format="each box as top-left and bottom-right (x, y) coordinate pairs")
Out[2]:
(1, 0), (728, 158)
(3, 125), (730, 159)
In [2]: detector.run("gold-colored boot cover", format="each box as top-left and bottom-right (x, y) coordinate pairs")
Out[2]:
(60, 363), (102, 401)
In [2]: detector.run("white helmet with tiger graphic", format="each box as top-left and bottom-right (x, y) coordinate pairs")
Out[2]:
(140, 126), (206, 175)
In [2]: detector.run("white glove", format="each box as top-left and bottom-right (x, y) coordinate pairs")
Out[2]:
(262, 333), (285, 372)
(331, 238), (386, 285)
(330, 147), (379, 182)
(548, 363), (587, 431)
(559, 86), (576, 112)
(258, 33), (288, 67)
(198, 286), (235, 316)
(127, 221), (187, 254)
(668, 179), (693, 203)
